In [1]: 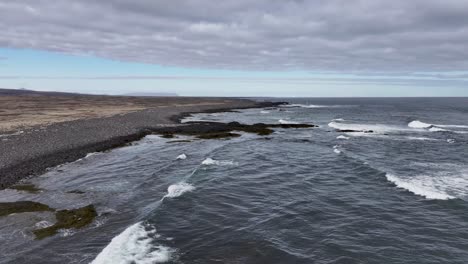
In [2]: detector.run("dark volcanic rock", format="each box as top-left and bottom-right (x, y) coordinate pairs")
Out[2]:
(33, 205), (97, 240)
(0, 201), (54, 217)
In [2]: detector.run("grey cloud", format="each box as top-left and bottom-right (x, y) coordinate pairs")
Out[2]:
(1, 0), (468, 73)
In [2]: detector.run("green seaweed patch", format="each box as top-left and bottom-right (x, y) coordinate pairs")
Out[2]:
(10, 184), (43, 194)
(33, 205), (97, 240)
(161, 133), (175, 139)
(196, 132), (241, 139)
(0, 201), (54, 217)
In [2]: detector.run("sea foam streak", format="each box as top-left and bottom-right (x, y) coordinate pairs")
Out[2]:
(328, 121), (406, 133)
(408, 120), (432, 129)
(333, 145), (342, 154)
(279, 119), (299, 125)
(284, 104), (350, 108)
(408, 120), (468, 133)
(165, 182), (195, 198)
(201, 158), (237, 166)
(91, 222), (174, 264)
(336, 135), (350, 140)
(385, 174), (454, 200)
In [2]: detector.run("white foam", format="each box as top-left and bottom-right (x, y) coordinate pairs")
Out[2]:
(333, 145), (342, 154)
(447, 139), (456, 144)
(260, 110), (270, 114)
(336, 135), (350, 140)
(85, 152), (98, 158)
(428, 127), (448, 132)
(328, 121), (405, 133)
(165, 182), (195, 198)
(285, 104), (349, 109)
(201, 158), (237, 166)
(405, 136), (438, 141)
(332, 118), (345, 122)
(176, 154), (187, 160)
(408, 120), (432, 129)
(35, 221), (53, 229)
(91, 222), (173, 264)
(437, 124), (468, 129)
(385, 174), (455, 200)
(409, 120), (468, 132)
(279, 119), (299, 125)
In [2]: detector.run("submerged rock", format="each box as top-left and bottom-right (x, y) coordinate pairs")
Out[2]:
(9, 184), (43, 194)
(33, 204), (97, 240)
(197, 132), (241, 139)
(0, 201), (54, 217)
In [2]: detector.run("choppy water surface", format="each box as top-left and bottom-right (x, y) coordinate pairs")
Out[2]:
(1, 98), (468, 263)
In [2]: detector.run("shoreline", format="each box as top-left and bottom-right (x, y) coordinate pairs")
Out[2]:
(0, 99), (283, 189)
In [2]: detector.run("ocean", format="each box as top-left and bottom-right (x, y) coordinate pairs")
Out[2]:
(1, 97), (468, 263)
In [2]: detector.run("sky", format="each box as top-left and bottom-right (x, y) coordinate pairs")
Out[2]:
(1, 0), (468, 97)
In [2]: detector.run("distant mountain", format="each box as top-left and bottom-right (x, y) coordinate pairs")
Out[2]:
(123, 92), (178, 97)
(0, 88), (83, 96)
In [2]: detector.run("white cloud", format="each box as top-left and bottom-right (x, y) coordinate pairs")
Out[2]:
(1, 0), (468, 73)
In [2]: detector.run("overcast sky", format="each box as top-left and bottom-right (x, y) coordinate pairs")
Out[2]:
(1, 0), (468, 96)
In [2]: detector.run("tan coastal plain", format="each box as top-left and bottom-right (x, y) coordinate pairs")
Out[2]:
(0, 94), (230, 132)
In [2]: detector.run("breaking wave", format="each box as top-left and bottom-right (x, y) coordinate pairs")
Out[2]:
(408, 120), (431, 129)
(285, 104), (352, 108)
(279, 119), (299, 125)
(328, 121), (406, 133)
(409, 120), (468, 133)
(165, 182), (195, 198)
(176, 154), (187, 160)
(91, 222), (174, 264)
(202, 158), (238, 166)
(336, 135), (350, 140)
(385, 174), (455, 200)
(333, 145), (342, 154)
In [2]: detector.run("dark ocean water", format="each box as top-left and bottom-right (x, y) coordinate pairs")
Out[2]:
(1, 98), (468, 263)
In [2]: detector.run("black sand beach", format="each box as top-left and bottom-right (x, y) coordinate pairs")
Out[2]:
(0, 94), (279, 188)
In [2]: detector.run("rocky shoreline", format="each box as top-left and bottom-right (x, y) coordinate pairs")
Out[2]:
(0, 99), (284, 189)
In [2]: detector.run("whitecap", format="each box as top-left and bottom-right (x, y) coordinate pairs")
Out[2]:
(201, 158), (237, 166)
(91, 222), (174, 264)
(165, 182), (195, 198)
(332, 118), (345, 122)
(260, 110), (270, 114)
(409, 120), (468, 132)
(408, 120), (432, 129)
(279, 119), (299, 125)
(284, 104), (350, 109)
(333, 145), (342, 154)
(328, 121), (405, 133)
(447, 139), (455, 144)
(385, 173), (455, 200)
(428, 127), (448, 132)
(336, 135), (350, 140)
(176, 154), (187, 160)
